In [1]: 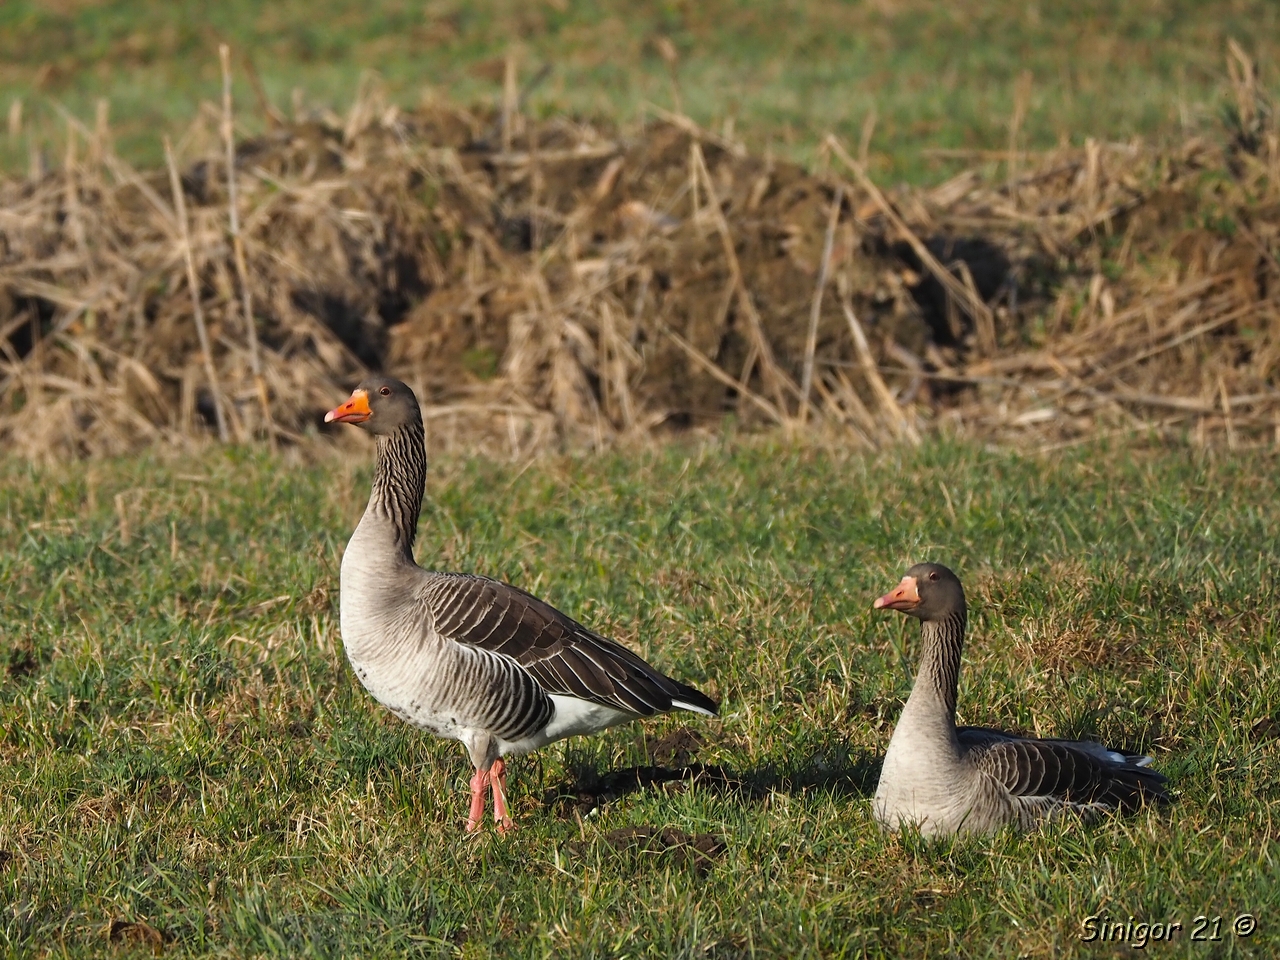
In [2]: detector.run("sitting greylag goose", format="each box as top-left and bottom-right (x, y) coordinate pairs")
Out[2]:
(871, 563), (1167, 837)
(324, 376), (718, 833)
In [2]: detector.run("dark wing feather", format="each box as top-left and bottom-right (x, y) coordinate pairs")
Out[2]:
(960, 726), (1168, 812)
(420, 573), (718, 718)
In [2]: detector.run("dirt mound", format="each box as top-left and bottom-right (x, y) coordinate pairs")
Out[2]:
(2, 47), (1279, 457)
(566, 826), (726, 875)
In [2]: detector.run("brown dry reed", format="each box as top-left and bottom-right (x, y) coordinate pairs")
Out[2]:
(2, 43), (1280, 459)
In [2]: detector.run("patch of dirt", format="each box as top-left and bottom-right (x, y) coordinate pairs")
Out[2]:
(6, 638), (39, 679)
(106, 918), (168, 953)
(1251, 716), (1280, 740)
(543, 762), (744, 818)
(644, 727), (706, 766)
(569, 826), (726, 874)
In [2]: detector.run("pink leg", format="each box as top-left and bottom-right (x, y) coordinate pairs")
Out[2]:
(466, 767), (490, 832)
(490, 758), (516, 835)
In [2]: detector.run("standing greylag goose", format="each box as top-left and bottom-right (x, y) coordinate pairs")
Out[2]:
(324, 376), (717, 833)
(871, 563), (1167, 837)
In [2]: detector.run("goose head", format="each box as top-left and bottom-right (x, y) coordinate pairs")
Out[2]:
(874, 562), (965, 621)
(325, 377), (421, 436)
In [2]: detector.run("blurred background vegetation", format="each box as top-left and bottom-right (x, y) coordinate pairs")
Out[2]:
(2, 0), (1279, 181)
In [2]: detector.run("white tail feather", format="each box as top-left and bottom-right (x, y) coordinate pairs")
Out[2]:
(671, 699), (717, 718)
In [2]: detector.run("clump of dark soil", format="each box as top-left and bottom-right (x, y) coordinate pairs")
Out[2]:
(567, 826), (726, 875)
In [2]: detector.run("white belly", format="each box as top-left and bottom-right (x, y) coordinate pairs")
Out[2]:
(498, 695), (636, 756)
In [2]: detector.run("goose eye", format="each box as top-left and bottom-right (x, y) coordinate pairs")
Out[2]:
(380, 386), (391, 396)
(928, 571), (939, 581)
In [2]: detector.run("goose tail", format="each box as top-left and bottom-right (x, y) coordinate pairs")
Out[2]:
(669, 682), (719, 718)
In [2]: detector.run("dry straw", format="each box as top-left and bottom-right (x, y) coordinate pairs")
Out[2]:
(2, 45), (1280, 459)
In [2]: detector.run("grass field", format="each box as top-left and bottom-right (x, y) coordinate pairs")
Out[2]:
(2, 438), (1278, 957)
(3, 2), (1280, 956)
(3, 1), (1280, 180)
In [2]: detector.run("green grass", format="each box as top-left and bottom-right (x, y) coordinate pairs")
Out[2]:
(5, 4), (1279, 955)
(2, 437), (1279, 957)
(2, 1), (1280, 181)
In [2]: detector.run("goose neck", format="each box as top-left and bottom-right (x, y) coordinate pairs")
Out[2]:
(910, 609), (966, 721)
(368, 423), (427, 557)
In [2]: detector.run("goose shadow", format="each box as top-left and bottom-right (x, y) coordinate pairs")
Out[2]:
(541, 739), (882, 818)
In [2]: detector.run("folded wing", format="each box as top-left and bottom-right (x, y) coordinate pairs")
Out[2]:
(961, 727), (1169, 816)
(420, 573), (718, 718)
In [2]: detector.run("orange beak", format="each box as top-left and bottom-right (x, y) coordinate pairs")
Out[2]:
(874, 575), (920, 612)
(324, 389), (372, 425)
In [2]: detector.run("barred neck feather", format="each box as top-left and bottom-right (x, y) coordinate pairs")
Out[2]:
(916, 609), (966, 720)
(370, 422), (427, 557)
